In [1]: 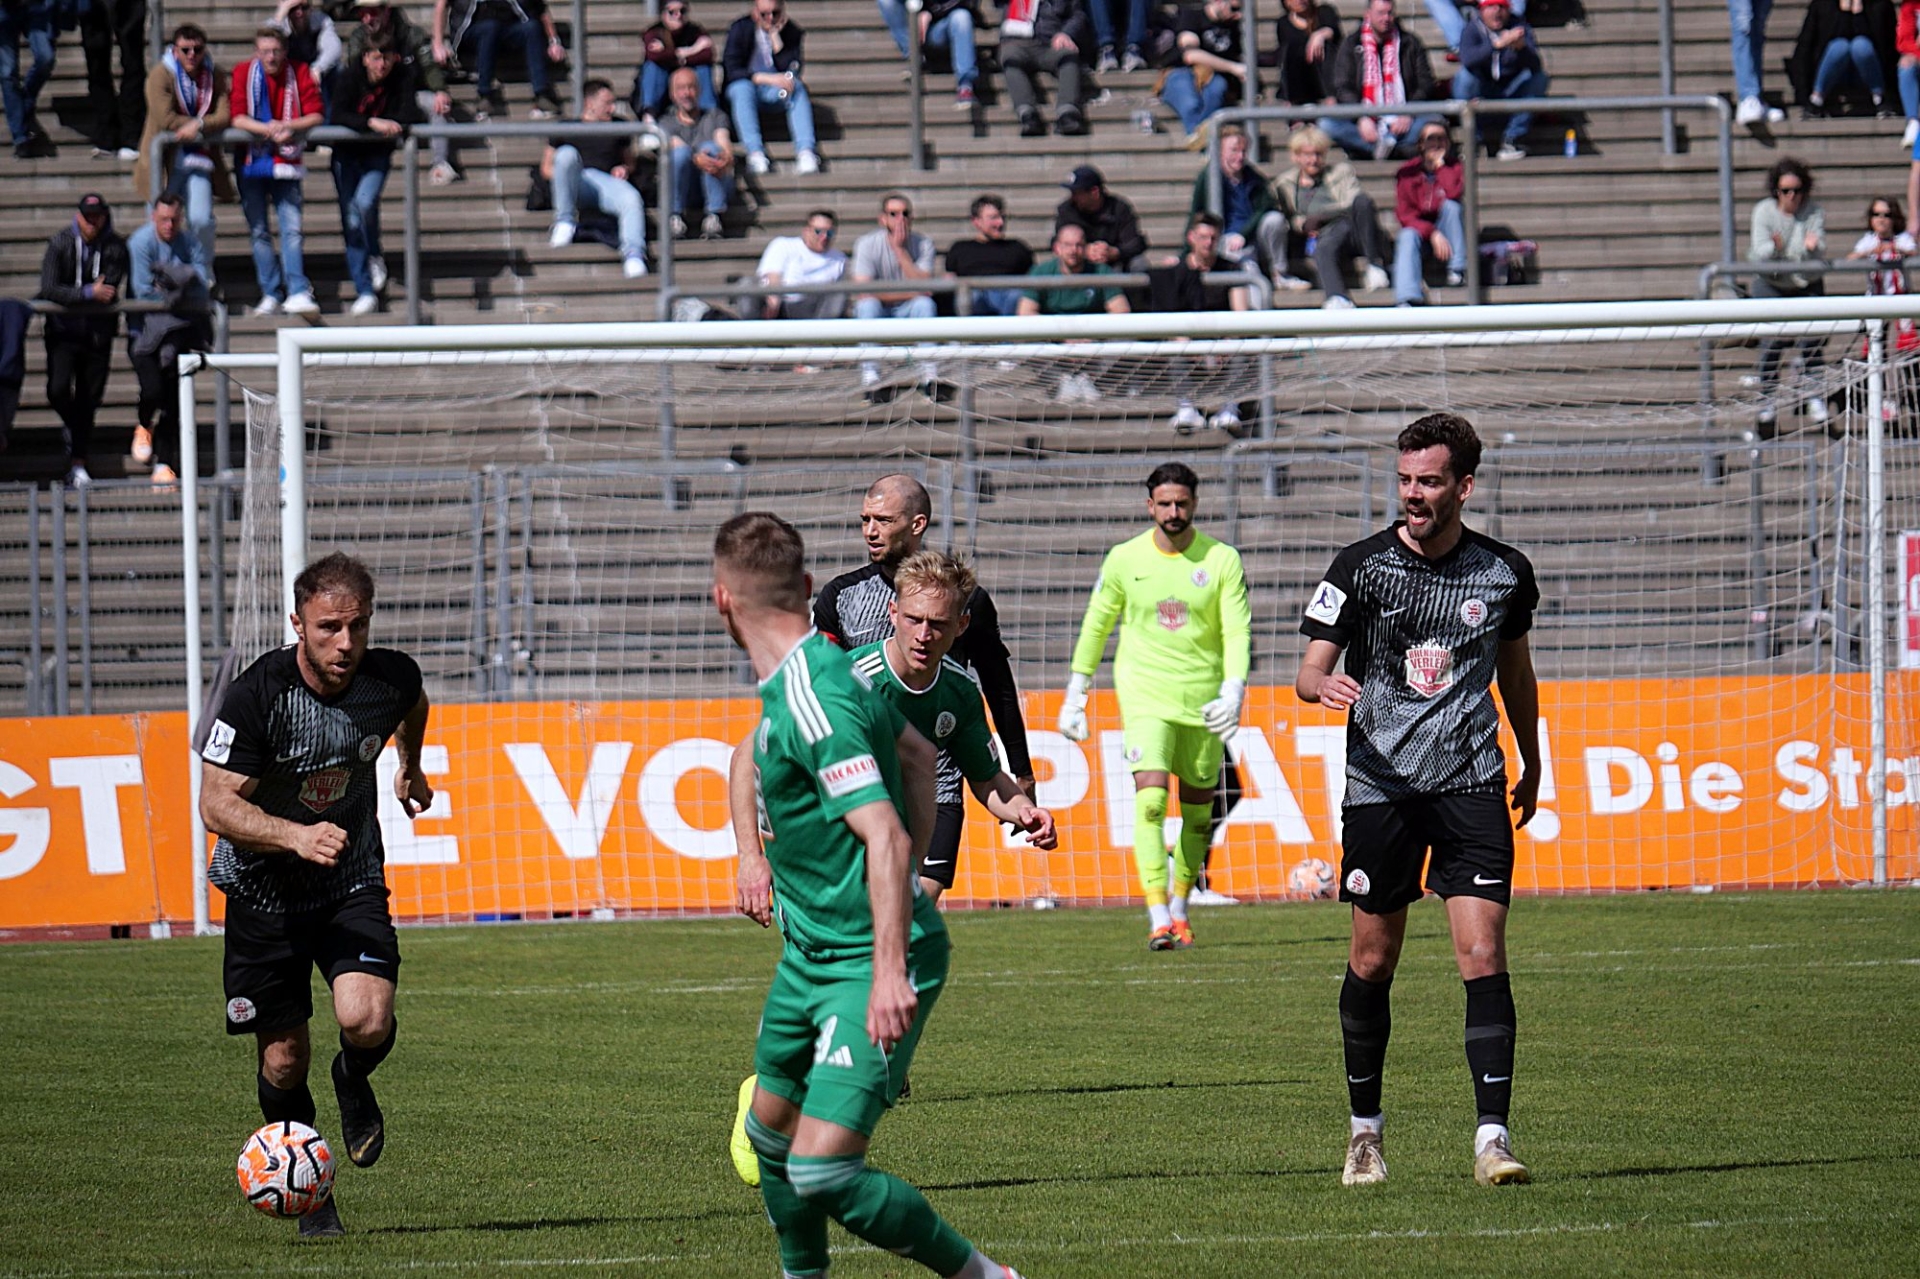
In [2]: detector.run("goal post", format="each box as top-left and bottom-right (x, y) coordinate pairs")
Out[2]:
(179, 298), (1918, 928)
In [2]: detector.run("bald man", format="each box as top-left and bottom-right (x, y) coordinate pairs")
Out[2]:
(813, 474), (1033, 901)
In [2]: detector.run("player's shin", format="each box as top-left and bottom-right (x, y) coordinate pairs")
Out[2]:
(1340, 967), (1393, 1121)
(745, 1111), (830, 1276)
(1170, 800), (1212, 916)
(258, 1074), (318, 1127)
(1464, 972), (1516, 1132)
(787, 1154), (973, 1276)
(1133, 787), (1171, 928)
(338, 1018), (396, 1079)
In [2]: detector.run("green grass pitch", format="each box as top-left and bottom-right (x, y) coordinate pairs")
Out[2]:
(3, 891), (1917, 1277)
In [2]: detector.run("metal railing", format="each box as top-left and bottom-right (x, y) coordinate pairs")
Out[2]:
(1203, 96), (1735, 303)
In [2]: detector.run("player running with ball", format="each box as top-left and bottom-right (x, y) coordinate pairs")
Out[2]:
(1057, 462), (1252, 950)
(1294, 413), (1541, 1189)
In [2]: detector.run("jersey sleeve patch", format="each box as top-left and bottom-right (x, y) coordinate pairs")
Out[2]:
(202, 719), (235, 765)
(818, 753), (881, 797)
(1304, 580), (1347, 626)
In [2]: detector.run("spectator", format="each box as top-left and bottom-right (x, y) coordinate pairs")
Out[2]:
(945, 193), (1034, 316)
(1089, 0), (1151, 73)
(347, 0), (459, 186)
(271, 0), (343, 109)
(878, 0), (980, 109)
(232, 27), (324, 316)
(1730, 0), (1788, 125)
(542, 78), (648, 278)
(1325, 0), (1439, 161)
(634, 1), (716, 120)
(0, 298), (25, 454)
(1455, 0), (1548, 160)
(36, 194), (128, 487)
(661, 65), (733, 241)
(431, 0), (565, 121)
(125, 194), (211, 488)
(1150, 212), (1251, 434)
(1272, 0), (1342, 107)
(999, 0), (1091, 137)
(1189, 123), (1286, 285)
(1848, 194), (1916, 351)
(723, 0), (821, 175)
(1054, 164), (1150, 271)
(136, 25), (231, 278)
(1, 0), (56, 157)
(753, 209), (846, 319)
(1425, 0), (1524, 56)
(850, 192), (939, 390)
(1276, 123), (1390, 307)
(1786, 0), (1898, 119)
(1019, 222), (1129, 403)
(1900, 0), (1918, 146)
(82, 0), (147, 159)
(1164, 0), (1247, 149)
(329, 31), (422, 314)
(1392, 119), (1466, 304)
(1749, 157), (1828, 436)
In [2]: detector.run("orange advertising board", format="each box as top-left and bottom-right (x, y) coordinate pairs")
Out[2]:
(1, 677), (1914, 930)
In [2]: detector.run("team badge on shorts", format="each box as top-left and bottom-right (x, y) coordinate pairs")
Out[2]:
(935, 711), (956, 740)
(1404, 645), (1455, 697)
(1191, 568), (1209, 587)
(1345, 869), (1371, 896)
(299, 768), (350, 813)
(1157, 598), (1189, 632)
(1460, 598), (1488, 628)
(358, 734), (382, 762)
(227, 996), (257, 1024)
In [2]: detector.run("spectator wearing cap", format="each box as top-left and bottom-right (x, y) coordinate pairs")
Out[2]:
(1425, 0), (1525, 57)
(431, 0), (566, 122)
(329, 30), (424, 314)
(1392, 120), (1467, 304)
(945, 194), (1034, 317)
(1455, 0), (1547, 160)
(1054, 165), (1150, 272)
(269, 0), (343, 112)
(878, 0), (981, 110)
(1163, 0), (1248, 150)
(1190, 124), (1286, 284)
(82, 0), (149, 159)
(36, 194), (129, 487)
(1, 0), (56, 158)
(754, 209), (847, 319)
(723, 0), (822, 176)
(136, 24), (233, 277)
(1324, 0), (1440, 161)
(125, 193), (211, 488)
(634, 0), (717, 121)
(998, 0), (1091, 137)
(346, 0), (460, 186)
(232, 26), (325, 316)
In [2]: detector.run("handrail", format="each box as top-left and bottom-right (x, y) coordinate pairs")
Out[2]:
(1203, 96), (1735, 304)
(569, 0), (586, 125)
(1658, 0), (1676, 153)
(1696, 257), (1920, 298)
(660, 267), (1272, 316)
(150, 0), (166, 65)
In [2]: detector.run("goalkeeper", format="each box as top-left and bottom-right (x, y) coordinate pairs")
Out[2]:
(1058, 461), (1252, 950)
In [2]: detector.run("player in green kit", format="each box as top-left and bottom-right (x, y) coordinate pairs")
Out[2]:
(1057, 462), (1252, 950)
(850, 549), (1058, 893)
(713, 513), (1024, 1279)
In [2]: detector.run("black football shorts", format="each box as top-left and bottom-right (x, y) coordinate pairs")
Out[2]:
(222, 887), (401, 1035)
(1339, 790), (1515, 915)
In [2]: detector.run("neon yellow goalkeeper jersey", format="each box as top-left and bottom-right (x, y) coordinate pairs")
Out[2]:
(1070, 528), (1252, 725)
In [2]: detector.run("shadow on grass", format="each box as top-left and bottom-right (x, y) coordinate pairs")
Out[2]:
(923, 1164), (1330, 1193)
(1568, 1151), (1918, 1181)
(917, 1077), (1313, 1106)
(365, 1206), (746, 1236)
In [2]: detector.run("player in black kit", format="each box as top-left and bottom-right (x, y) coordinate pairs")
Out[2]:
(199, 553), (433, 1237)
(1293, 413), (1542, 1191)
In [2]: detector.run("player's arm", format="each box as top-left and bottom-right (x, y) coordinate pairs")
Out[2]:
(895, 718), (938, 870)
(1060, 550), (1126, 741)
(1295, 638), (1361, 710)
(844, 796), (918, 1050)
(729, 729), (773, 926)
(199, 763), (347, 866)
(966, 771), (1057, 849)
(961, 589), (1034, 791)
(391, 690), (434, 817)
(1496, 634), (1542, 828)
(1203, 550), (1255, 738)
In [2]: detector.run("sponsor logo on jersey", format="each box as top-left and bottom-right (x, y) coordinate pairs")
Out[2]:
(935, 711), (956, 739)
(227, 996), (257, 1024)
(358, 734), (382, 762)
(204, 719), (235, 766)
(1345, 869), (1371, 896)
(817, 754), (881, 798)
(1461, 598), (1488, 628)
(1405, 645), (1455, 697)
(1305, 580), (1346, 625)
(299, 767), (350, 813)
(1157, 598), (1189, 632)
(1191, 568), (1209, 587)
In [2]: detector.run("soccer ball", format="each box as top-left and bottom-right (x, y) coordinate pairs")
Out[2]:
(1288, 858), (1337, 900)
(237, 1121), (335, 1217)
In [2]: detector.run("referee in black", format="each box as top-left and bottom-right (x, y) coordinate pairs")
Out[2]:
(1294, 413), (1542, 1190)
(810, 472), (1033, 901)
(199, 553), (434, 1237)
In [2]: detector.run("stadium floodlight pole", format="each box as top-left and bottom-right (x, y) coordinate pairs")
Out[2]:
(1866, 320), (1888, 885)
(178, 356), (213, 936)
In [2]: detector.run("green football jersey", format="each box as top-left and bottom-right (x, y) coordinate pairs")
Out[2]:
(753, 631), (946, 965)
(849, 640), (1001, 806)
(1069, 528), (1253, 726)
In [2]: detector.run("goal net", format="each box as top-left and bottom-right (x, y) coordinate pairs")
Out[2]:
(212, 310), (1920, 920)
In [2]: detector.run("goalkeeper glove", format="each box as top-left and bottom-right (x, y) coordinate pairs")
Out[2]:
(1201, 678), (1246, 741)
(1057, 673), (1092, 742)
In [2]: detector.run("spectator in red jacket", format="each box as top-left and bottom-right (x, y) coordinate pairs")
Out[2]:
(232, 27), (324, 315)
(1391, 119), (1466, 304)
(634, 0), (716, 121)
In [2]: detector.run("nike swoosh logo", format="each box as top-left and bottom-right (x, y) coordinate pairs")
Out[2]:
(1472, 874), (1504, 886)
(1347, 1074), (1376, 1084)
(1481, 1073), (1511, 1084)
(357, 953), (388, 965)
(1380, 606), (1407, 619)
(275, 752), (302, 763)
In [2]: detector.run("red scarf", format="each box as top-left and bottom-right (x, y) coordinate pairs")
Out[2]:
(1360, 25), (1402, 109)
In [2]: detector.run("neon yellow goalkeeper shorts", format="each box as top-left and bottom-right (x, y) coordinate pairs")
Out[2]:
(1121, 716), (1225, 788)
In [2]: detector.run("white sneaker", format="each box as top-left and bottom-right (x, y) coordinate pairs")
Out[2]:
(1363, 264), (1391, 292)
(349, 293), (380, 316)
(1905, 119), (1919, 149)
(623, 257), (649, 278)
(1808, 395), (1830, 424)
(282, 292), (320, 315)
(1208, 404), (1243, 433)
(250, 296), (282, 317)
(746, 150), (771, 175)
(369, 255), (388, 293)
(1187, 886), (1240, 906)
(1736, 96), (1765, 126)
(65, 463), (92, 487)
(1073, 372), (1102, 403)
(1766, 105), (1786, 124)
(549, 221), (576, 248)
(1495, 143), (1526, 162)
(1342, 1130), (1387, 1186)
(130, 425), (153, 464)
(1273, 272), (1312, 292)
(1323, 296), (1355, 310)
(115, 146), (138, 161)
(795, 150), (821, 175)
(429, 160), (459, 186)
(1169, 400), (1206, 434)
(1474, 1132), (1530, 1186)
(670, 213), (688, 239)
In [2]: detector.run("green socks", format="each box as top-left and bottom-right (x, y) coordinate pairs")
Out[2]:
(1133, 785), (1170, 903)
(1173, 799), (1212, 895)
(788, 1153), (974, 1276)
(745, 1111), (829, 1277)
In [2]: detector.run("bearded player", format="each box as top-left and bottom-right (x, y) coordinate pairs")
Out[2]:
(1057, 461), (1252, 950)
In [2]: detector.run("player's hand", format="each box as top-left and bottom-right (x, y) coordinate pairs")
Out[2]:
(1315, 672), (1364, 712)
(1015, 805), (1057, 850)
(1510, 768), (1541, 829)
(1057, 673), (1091, 742)
(396, 767), (434, 818)
(867, 966), (918, 1051)
(1015, 772), (1038, 802)
(292, 822), (348, 867)
(736, 848), (774, 927)
(1201, 678), (1246, 740)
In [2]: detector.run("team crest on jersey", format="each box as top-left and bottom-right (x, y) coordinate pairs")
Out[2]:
(358, 734), (382, 762)
(935, 711), (956, 739)
(226, 996), (256, 1024)
(1125, 745), (1143, 764)
(1460, 598), (1488, 628)
(1157, 598), (1189, 632)
(299, 767), (350, 812)
(1345, 869), (1371, 896)
(1191, 568), (1209, 587)
(1404, 645), (1455, 697)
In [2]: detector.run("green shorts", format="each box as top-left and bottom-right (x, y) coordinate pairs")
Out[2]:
(1121, 715), (1225, 789)
(753, 934), (951, 1136)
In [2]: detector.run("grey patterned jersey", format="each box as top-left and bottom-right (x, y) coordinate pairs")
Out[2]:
(1300, 525), (1539, 806)
(201, 646), (423, 912)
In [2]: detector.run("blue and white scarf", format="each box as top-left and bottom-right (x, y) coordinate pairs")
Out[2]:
(242, 59), (305, 181)
(165, 48), (217, 173)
